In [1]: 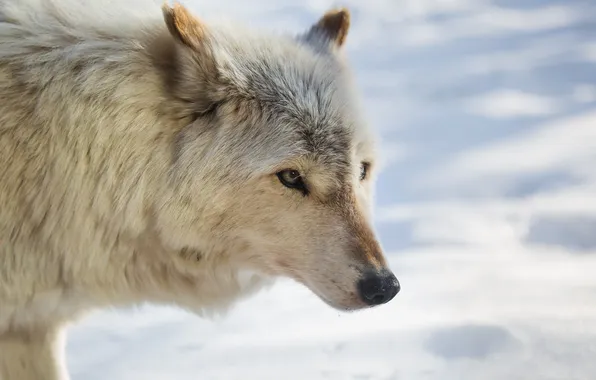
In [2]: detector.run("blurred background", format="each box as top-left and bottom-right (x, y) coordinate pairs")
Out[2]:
(67, 0), (596, 379)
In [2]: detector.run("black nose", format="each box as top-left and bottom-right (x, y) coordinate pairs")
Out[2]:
(357, 269), (400, 306)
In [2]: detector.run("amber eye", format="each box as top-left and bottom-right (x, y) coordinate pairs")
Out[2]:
(277, 169), (307, 194)
(359, 162), (370, 181)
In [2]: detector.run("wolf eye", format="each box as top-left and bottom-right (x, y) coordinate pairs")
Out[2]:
(277, 169), (307, 193)
(359, 162), (370, 181)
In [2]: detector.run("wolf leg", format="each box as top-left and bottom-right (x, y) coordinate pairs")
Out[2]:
(0, 326), (69, 380)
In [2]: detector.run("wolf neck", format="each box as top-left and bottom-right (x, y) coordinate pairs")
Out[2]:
(1, 17), (218, 290)
(33, 28), (192, 224)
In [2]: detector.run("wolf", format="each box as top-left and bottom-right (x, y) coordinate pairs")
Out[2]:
(0, 0), (400, 378)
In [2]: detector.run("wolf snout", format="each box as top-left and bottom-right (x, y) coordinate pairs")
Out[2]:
(357, 268), (400, 306)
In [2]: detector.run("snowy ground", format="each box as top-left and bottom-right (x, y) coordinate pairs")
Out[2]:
(67, 0), (596, 379)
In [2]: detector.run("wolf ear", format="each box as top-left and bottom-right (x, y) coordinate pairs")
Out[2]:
(159, 2), (220, 116)
(162, 2), (207, 50)
(304, 8), (351, 50)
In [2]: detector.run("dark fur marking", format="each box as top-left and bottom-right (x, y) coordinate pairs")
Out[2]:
(179, 247), (203, 262)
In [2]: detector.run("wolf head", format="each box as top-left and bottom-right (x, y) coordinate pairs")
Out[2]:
(157, 3), (399, 311)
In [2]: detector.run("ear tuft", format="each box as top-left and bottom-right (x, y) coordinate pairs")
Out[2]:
(162, 1), (206, 49)
(314, 8), (351, 48)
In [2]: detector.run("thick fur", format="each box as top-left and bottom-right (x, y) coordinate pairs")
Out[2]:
(0, 1), (394, 378)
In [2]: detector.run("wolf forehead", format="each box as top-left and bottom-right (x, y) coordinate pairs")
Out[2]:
(204, 28), (375, 164)
(163, 2), (377, 175)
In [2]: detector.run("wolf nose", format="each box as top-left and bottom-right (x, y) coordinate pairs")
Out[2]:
(357, 269), (400, 306)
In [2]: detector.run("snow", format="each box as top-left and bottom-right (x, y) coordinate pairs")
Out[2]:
(463, 89), (561, 118)
(66, 0), (596, 379)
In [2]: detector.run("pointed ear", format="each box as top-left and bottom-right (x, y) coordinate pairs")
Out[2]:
(306, 8), (351, 49)
(158, 2), (220, 116)
(162, 2), (207, 50)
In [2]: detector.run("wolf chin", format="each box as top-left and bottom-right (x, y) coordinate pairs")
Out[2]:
(0, 0), (400, 378)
